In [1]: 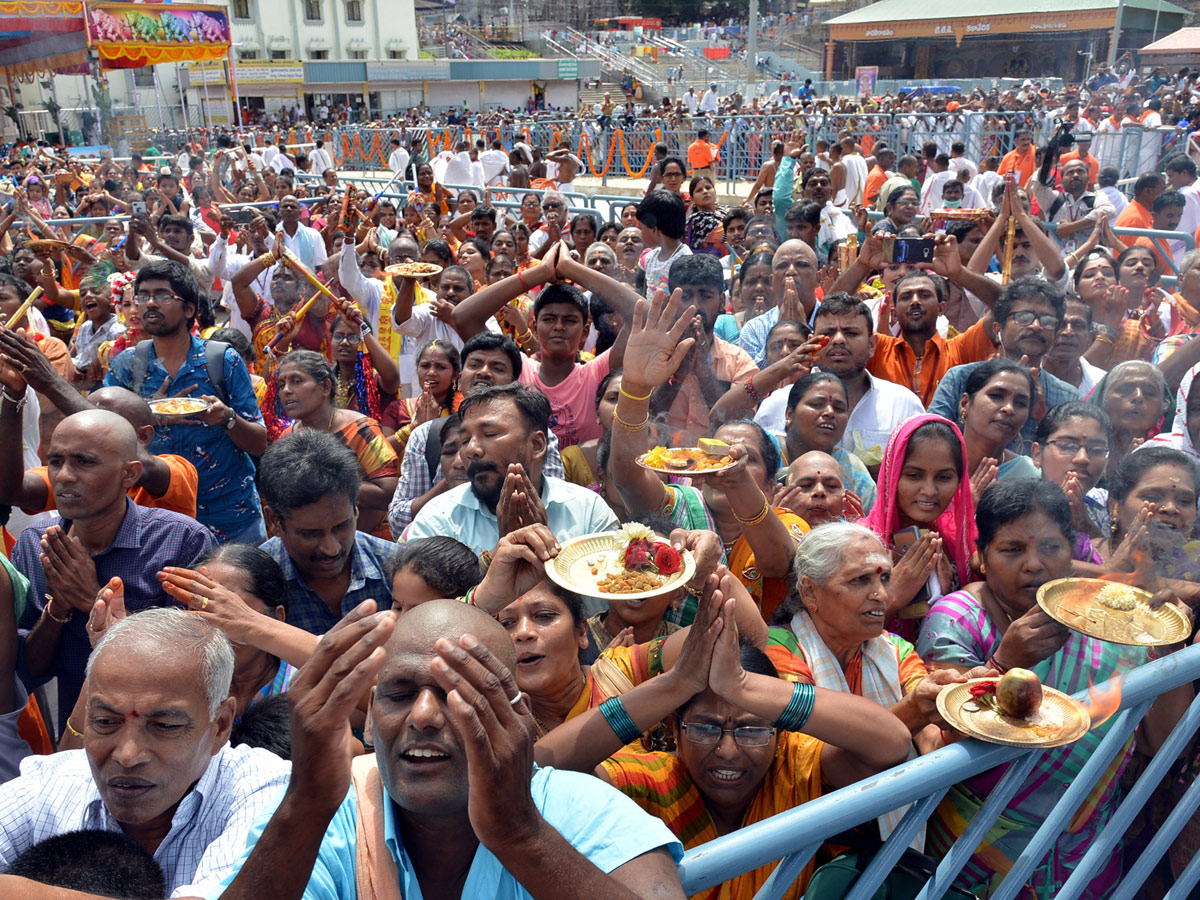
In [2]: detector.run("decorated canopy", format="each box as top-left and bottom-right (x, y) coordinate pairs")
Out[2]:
(0, 0), (88, 78)
(86, 2), (231, 69)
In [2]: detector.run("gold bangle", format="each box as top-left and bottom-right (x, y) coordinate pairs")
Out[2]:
(733, 495), (772, 527)
(613, 410), (650, 431)
(65, 718), (84, 739)
(619, 385), (653, 402)
(1093, 334), (1114, 346)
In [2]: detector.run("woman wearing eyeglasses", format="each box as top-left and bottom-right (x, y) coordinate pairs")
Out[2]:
(1031, 402), (1113, 560)
(327, 308), (400, 420)
(533, 557), (913, 900)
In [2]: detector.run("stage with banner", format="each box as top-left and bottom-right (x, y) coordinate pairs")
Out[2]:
(86, 1), (231, 68)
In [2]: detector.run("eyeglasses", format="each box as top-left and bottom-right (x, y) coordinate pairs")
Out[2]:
(1008, 311), (1060, 330)
(892, 197), (919, 207)
(542, 202), (564, 211)
(330, 332), (360, 344)
(1044, 439), (1110, 458)
(680, 722), (776, 747)
(133, 291), (182, 306)
(662, 171), (685, 179)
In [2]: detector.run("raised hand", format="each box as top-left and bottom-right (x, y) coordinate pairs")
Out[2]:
(288, 601), (396, 813)
(40, 526), (100, 615)
(429, 632), (538, 849)
(620, 289), (696, 395)
(159, 566), (264, 645)
(473, 523), (561, 613)
(971, 457), (999, 505)
(86, 577), (126, 649)
(842, 489), (865, 521)
(994, 605), (1069, 670)
(669, 571), (725, 696)
(889, 533), (941, 610)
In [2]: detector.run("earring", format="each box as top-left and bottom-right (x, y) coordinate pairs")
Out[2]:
(979, 561), (987, 574)
(806, 604), (817, 613)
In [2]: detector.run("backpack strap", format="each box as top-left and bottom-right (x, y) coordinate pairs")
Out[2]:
(424, 416), (449, 484)
(130, 340), (153, 396)
(203, 340), (230, 406)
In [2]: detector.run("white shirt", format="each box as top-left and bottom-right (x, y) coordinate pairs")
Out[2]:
(0, 744), (290, 898)
(392, 299), (501, 357)
(407, 476), (619, 554)
(1099, 185), (1129, 216)
(308, 146), (334, 175)
(948, 156), (978, 180)
(269, 152), (294, 174)
(837, 153), (869, 208)
(1171, 182), (1200, 265)
(279, 222), (327, 269)
(972, 170), (1003, 205)
(208, 233), (276, 339)
(754, 370), (925, 467)
(480, 149), (509, 185)
(388, 146), (411, 176)
(442, 151), (476, 189)
(700, 89), (719, 113)
(683, 92), (699, 115)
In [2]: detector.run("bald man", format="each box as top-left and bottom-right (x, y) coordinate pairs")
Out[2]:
(0, 377), (199, 518)
(738, 239), (821, 366)
(780, 451), (853, 525)
(12, 408), (215, 732)
(198, 600), (686, 900)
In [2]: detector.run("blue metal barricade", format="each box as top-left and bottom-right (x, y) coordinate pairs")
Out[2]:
(677, 643), (1200, 900)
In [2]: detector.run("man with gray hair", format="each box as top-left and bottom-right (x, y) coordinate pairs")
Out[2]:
(0, 608), (290, 895)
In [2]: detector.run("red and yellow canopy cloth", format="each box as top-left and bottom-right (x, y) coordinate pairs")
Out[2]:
(87, 2), (230, 69)
(0, 0), (88, 78)
(827, 0), (1189, 45)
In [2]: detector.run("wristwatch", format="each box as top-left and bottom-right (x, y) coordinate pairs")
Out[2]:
(224, 410), (238, 430)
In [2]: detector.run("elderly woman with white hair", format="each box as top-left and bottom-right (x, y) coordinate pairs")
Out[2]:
(766, 522), (964, 755)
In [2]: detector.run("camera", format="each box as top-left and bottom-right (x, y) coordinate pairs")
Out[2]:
(1053, 120), (1076, 148)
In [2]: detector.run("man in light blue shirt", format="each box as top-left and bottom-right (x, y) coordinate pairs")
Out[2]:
(737, 240), (821, 367)
(405, 383), (619, 553)
(197, 599), (685, 900)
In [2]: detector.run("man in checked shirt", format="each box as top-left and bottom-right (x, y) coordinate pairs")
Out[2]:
(0, 609), (289, 895)
(387, 332), (566, 539)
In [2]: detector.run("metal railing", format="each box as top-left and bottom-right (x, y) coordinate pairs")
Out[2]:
(678, 643), (1200, 900)
(317, 117), (1190, 188)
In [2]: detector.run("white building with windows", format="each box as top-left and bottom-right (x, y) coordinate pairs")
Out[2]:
(184, 0), (420, 120)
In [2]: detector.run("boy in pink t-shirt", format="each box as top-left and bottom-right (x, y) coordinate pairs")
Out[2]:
(518, 285), (612, 447)
(452, 240), (636, 448)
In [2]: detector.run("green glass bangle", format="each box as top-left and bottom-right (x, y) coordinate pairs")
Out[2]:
(775, 682), (816, 732)
(599, 697), (642, 744)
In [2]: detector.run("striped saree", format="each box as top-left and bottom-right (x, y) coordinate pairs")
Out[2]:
(602, 732), (824, 900)
(918, 589), (1149, 899)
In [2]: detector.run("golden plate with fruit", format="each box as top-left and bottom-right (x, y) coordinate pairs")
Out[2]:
(1037, 577), (1189, 647)
(937, 675), (1090, 748)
